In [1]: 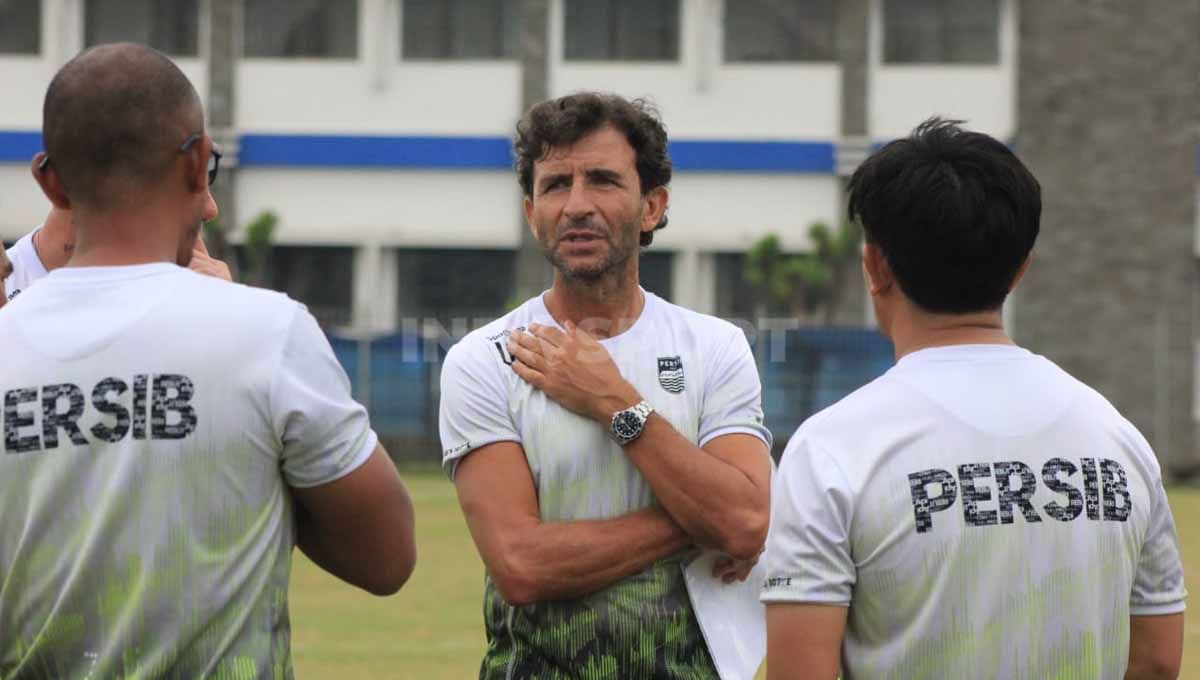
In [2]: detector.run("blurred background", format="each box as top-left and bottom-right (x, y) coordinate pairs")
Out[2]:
(1, 1), (1197, 675)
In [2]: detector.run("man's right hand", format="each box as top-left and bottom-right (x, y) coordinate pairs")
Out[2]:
(189, 235), (232, 281)
(712, 553), (759, 584)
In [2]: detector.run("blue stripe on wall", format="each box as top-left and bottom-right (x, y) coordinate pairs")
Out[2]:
(0, 131), (42, 162)
(670, 140), (835, 173)
(239, 134), (515, 169)
(1, 129), (838, 173)
(240, 134), (837, 173)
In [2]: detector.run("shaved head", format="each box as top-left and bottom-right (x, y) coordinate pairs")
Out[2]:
(42, 43), (203, 209)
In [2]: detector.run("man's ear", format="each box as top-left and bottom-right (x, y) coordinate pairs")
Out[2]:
(862, 242), (894, 296)
(31, 152), (71, 210)
(641, 185), (668, 234)
(182, 135), (212, 194)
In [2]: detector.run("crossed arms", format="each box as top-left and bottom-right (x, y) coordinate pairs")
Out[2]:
(452, 321), (771, 605)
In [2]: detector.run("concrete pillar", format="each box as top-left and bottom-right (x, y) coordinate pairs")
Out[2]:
(672, 250), (716, 315)
(836, 0), (871, 327)
(204, 0), (239, 261)
(514, 0), (554, 301)
(1014, 0), (1199, 475)
(353, 242), (399, 333)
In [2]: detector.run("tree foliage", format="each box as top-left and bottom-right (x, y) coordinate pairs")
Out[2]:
(743, 220), (861, 323)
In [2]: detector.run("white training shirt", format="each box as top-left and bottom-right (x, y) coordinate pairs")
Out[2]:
(0, 263), (376, 678)
(439, 290), (772, 522)
(761, 344), (1186, 680)
(3, 229), (48, 303)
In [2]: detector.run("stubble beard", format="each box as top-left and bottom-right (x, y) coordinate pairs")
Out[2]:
(542, 217), (640, 282)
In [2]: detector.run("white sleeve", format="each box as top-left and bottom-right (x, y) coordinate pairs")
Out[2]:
(271, 306), (377, 488)
(1130, 475), (1187, 615)
(438, 339), (520, 479)
(760, 434), (855, 606)
(698, 327), (773, 449)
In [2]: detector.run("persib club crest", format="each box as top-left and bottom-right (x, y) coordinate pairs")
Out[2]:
(657, 356), (685, 394)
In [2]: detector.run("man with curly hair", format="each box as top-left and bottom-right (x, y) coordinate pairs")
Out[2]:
(439, 92), (773, 679)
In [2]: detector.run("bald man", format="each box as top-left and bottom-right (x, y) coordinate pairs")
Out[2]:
(0, 43), (417, 677)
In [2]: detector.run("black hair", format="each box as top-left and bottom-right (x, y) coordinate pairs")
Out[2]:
(847, 117), (1041, 314)
(515, 92), (671, 246)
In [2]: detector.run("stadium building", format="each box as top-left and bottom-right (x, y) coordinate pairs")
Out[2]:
(8, 1), (1194, 473)
(0, 0), (1015, 327)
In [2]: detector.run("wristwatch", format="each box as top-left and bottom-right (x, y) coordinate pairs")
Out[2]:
(610, 400), (654, 446)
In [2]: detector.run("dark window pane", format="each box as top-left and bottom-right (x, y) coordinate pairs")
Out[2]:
(0, 0), (41, 55)
(564, 0), (611, 60)
(402, 0), (517, 60)
(883, 0), (998, 64)
(397, 249), (515, 325)
(237, 245), (355, 328)
(944, 0), (1000, 64)
(85, 0), (198, 55)
(724, 0), (835, 62)
(244, 0), (359, 58)
(714, 253), (757, 320)
(564, 0), (679, 61)
(640, 251), (673, 302)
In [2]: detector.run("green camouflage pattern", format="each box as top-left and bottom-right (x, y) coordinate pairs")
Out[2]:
(479, 557), (717, 680)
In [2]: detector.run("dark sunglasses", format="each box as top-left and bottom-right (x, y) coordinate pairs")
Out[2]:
(37, 134), (222, 187)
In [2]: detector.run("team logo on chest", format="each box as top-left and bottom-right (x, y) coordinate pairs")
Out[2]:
(657, 356), (685, 394)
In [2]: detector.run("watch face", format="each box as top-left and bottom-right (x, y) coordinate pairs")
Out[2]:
(613, 411), (641, 440)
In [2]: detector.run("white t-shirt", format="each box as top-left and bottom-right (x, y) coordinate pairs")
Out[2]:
(3, 229), (48, 302)
(761, 344), (1186, 680)
(439, 290), (772, 676)
(0, 263), (376, 677)
(439, 289), (772, 521)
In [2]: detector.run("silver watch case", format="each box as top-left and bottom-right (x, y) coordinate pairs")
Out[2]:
(611, 400), (654, 445)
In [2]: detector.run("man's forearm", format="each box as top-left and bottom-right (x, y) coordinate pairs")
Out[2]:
(492, 506), (691, 604)
(623, 417), (769, 559)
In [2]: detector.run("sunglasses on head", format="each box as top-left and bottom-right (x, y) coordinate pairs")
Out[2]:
(38, 134), (222, 187)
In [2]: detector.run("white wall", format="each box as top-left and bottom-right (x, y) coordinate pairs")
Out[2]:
(867, 0), (1017, 140)
(235, 168), (522, 247)
(234, 168), (838, 253)
(659, 174), (839, 252)
(549, 0), (841, 140)
(236, 61), (521, 136)
(0, 166), (50, 239)
(0, 0), (207, 130)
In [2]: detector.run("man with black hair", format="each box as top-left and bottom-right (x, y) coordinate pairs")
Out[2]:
(0, 43), (417, 677)
(439, 92), (773, 679)
(761, 118), (1185, 680)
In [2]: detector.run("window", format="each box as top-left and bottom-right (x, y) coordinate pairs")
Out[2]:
(238, 246), (355, 328)
(402, 0), (519, 60)
(244, 0), (358, 59)
(883, 0), (1000, 64)
(714, 253), (758, 320)
(640, 251), (673, 302)
(397, 249), (515, 327)
(724, 0), (835, 62)
(564, 0), (679, 61)
(85, 0), (198, 56)
(0, 0), (41, 55)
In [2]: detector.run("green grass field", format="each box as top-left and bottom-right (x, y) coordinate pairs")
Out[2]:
(288, 470), (1200, 679)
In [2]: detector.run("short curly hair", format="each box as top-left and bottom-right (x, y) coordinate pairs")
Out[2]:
(515, 92), (672, 246)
